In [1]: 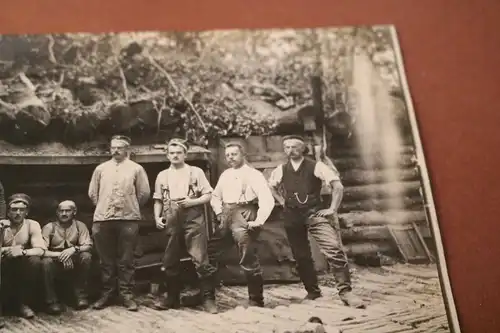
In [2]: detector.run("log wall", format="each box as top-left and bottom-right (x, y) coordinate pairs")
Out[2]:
(213, 135), (434, 274)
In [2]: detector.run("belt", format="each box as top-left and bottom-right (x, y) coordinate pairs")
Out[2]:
(223, 200), (258, 207)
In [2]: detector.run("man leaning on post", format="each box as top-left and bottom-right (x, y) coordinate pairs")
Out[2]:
(268, 135), (365, 309)
(88, 135), (151, 311)
(210, 141), (275, 308)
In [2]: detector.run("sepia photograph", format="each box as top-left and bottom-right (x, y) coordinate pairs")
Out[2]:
(0, 25), (459, 333)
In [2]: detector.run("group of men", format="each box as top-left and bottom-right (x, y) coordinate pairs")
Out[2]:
(0, 133), (365, 325)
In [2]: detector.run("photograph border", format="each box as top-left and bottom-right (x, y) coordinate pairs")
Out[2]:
(389, 25), (461, 333)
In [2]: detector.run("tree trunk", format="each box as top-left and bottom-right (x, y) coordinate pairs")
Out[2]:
(338, 196), (424, 213)
(340, 167), (420, 186)
(332, 153), (417, 170)
(341, 223), (431, 242)
(344, 241), (394, 256)
(341, 181), (422, 201)
(332, 145), (415, 158)
(339, 210), (427, 228)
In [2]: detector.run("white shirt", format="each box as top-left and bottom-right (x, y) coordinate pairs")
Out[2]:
(153, 164), (212, 201)
(268, 157), (340, 188)
(210, 164), (275, 224)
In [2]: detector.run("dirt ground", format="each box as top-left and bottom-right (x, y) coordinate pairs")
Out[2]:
(1, 264), (451, 333)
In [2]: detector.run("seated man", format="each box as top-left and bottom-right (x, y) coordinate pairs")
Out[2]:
(0, 193), (46, 320)
(41, 200), (93, 313)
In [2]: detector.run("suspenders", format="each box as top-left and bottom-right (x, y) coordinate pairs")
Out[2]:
(161, 166), (199, 202)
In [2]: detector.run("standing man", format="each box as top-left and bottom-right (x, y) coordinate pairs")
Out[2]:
(268, 135), (365, 309)
(210, 142), (275, 308)
(152, 138), (218, 314)
(88, 135), (151, 311)
(0, 194), (47, 319)
(41, 200), (93, 312)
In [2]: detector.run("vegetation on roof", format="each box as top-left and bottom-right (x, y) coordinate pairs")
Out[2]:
(0, 27), (404, 147)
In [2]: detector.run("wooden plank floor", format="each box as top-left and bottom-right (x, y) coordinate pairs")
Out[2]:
(1, 264), (451, 333)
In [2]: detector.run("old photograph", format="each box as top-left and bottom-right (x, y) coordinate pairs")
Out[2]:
(0, 25), (459, 333)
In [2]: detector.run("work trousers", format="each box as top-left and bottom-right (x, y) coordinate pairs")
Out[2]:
(1, 256), (43, 309)
(162, 206), (216, 280)
(283, 207), (352, 294)
(92, 220), (139, 299)
(211, 203), (263, 304)
(41, 252), (92, 304)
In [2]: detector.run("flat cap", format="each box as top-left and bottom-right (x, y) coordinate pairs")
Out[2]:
(8, 193), (32, 208)
(167, 138), (189, 152)
(111, 135), (132, 145)
(224, 141), (247, 151)
(282, 134), (305, 143)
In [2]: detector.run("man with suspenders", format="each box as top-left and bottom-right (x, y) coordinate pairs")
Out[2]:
(152, 138), (218, 313)
(210, 142), (275, 307)
(41, 200), (93, 313)
(268, 135), (365, 309)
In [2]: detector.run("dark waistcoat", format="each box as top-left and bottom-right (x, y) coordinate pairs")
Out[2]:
(281, 158), (323, 209)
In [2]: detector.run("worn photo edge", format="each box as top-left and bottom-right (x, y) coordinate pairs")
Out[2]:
(388, 25), (462, 333)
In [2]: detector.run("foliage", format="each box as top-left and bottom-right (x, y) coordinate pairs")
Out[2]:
(0, 27), (400, 146)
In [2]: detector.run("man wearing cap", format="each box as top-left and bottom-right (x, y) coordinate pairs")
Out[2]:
(41, 200), (93, 313)
(152, 138), (218, 313)
(88, 135), (151, 311)
(0, 193), (47, 320)
(210, 141), (275, 307)
(268, 135), (365, 309)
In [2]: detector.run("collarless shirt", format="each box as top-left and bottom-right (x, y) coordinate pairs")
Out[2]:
(153, 164), (213, 201)
(42, 220), (93, 250)
(210, 163), (275, 224)
(1, 218), (47, 249)
(88, 158), (151, 222)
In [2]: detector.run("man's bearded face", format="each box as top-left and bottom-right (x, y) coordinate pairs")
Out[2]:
(57, 204), (76, 223)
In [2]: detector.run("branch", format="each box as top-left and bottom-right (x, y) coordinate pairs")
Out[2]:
(117, 61), (129, 102)
(18, 72), (36, 91)
(47, 35), (57, 64)
(145, 53), (207, 132)
(0, 98), (15, 110)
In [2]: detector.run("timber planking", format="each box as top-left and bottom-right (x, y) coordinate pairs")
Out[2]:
(0, 264), (450, 333)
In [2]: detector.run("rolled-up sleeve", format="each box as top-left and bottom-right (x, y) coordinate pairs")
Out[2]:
(41, 223), (52, 248)
(196, 168), (213, 195)
(30, 221), (48, 250)
(267, 165), (283, 188)
(77, 222), (93, 247)
(135, 166), (151, 206)
(153, 172), (165, 201)
(314, 161), (341, 184)
(210, 173), (225, 216)
(88, 167), (101, 206)
(253, 170), (276, 224)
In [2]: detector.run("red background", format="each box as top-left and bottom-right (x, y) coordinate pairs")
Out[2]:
(1, 1), (499, 332)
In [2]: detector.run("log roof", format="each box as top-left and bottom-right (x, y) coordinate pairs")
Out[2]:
(0, 140), (211, 165)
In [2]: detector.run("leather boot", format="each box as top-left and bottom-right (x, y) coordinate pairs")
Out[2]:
(153, 276), (181, 310)
(92, 291), (114, 310)
(200, 275), (218, 314)
(19, 304), (35, 319)
(46, 302), (63, 315)
(74, 287), (90, 310)
(247, 274), (264, 307)
(296, 259), (322, 300)
(334, 267), (366, 309)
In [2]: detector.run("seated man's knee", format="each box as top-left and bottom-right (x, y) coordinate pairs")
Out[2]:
(38, 257), (54, 270)
(78, 252), (92, 265)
